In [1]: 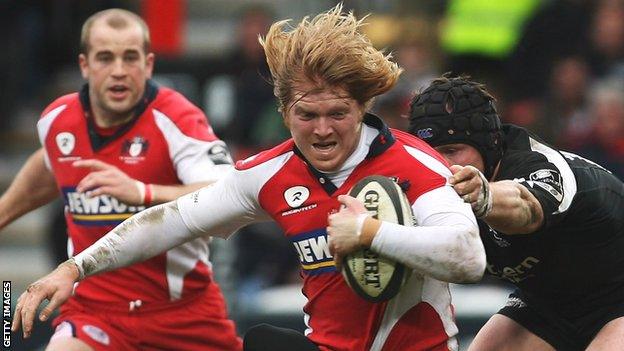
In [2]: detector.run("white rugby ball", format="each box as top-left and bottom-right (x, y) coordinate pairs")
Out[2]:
(342, 175), (413, 302)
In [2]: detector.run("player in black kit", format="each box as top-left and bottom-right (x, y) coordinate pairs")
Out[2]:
(408, 75), (624, 351)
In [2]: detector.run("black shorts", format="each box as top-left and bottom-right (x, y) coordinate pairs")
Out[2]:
(243, 324), (320, 351)
(498, 289), (624, 351)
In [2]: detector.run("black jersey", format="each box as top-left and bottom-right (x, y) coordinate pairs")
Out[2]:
(480, 124), (624, 318)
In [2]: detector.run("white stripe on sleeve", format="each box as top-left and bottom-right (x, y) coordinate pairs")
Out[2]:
(529, 138), (577, 213)
(403, 145), (452, 180)
(37, 104), (67, 170)
(153, 109), (232, 184)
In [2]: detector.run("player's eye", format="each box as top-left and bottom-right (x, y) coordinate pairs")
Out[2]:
(96, 54), (113, 63)
(124, 53), (140, 62)
(438, 147), (456, 156)
(301, 112), (316, 120)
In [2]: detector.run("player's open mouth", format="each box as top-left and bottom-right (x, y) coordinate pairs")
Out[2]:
(109, 85), (129, 99)
(312, 142), (337, 153)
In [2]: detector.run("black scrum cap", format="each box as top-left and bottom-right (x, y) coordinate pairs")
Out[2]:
(408, 77), (504, 179)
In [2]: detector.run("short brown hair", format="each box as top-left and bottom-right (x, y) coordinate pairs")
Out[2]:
(260, 4), (402, 113)
(80, 8), (151, 54)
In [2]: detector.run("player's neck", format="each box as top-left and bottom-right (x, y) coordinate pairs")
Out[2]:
(91, 105), (135, 128)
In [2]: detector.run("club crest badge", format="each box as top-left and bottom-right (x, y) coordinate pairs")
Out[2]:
(121, 136), (149, 164)
(56, 132), (75, 155)
(129, 141), (142, 157)
(528, 169), (563, 202)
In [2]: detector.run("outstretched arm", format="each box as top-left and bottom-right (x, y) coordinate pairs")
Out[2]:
(12, 166), (266, 337)
(12, 199), (207, 338)
(0, 148), (58, 231)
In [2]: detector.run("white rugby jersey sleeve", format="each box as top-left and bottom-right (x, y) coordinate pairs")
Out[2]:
(176, 169), (271, 238)
(153, 109), (233, 184)
(74, 201), (194, 277)
(371, 185), (486, 283)
(177, 153), (291, 237)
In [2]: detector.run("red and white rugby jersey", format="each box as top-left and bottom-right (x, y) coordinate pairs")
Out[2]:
(179, 114), (459, 351)
(37, 80), (232, 304)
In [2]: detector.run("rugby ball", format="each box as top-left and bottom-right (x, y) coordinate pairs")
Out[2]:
(342, 175), (413, 302)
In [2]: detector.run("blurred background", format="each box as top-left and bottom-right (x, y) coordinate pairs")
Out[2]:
(1, 0), (623, 349)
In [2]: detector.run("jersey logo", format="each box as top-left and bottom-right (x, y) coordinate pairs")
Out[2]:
(62, 187), (146, 226)
(121, 136), (149, 164)
(528, 169), (563, 202)
(292, 229), (336, 275)
(207, 142), (233, 165)
(82, 325), (110, 345)
(486, 256), (540, 283)
(56, 132), (75, 155)
(282, 186), (318, 216)
(284, 186), (310, 208)
(415, 127), (434, 139)
(504, 296), (527, 309)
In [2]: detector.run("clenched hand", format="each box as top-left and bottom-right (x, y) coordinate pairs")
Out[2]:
(327, 195), (370, 268)
(449, 165), (492, 218)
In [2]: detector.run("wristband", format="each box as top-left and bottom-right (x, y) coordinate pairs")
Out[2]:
(135, 181), (146, 205)
(134, 181), (154, 206)
(144, 183), (153, 206)
(474, 171), (493, 218)
(355, 213), (371, 237)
